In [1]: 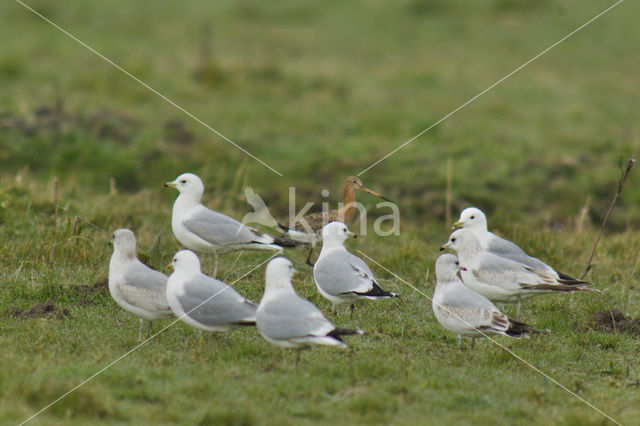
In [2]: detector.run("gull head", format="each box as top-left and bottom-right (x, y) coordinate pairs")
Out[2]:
(454, 207), (487, 231)
(265, 257), (295, 292)
(164, 173), (204, 200)
(321, 221), (356, 246)
(435, 253), (462, 282)
(441, 228), (480, 255)
(169, 250), (202, 275)
(345, 176), (392, 202)
(112, 228), (137, 259)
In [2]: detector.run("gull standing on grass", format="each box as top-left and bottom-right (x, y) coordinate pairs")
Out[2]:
(313, 222), (399, 318)
(166, 250), (257, 333)
(432, 253), (548, 349)
(257, 257), (363, 363)
(165, 173), (301, 275)
(108, 229), (173, 340)
(454, 207), (587, 282)
(441, 229), (597, 318)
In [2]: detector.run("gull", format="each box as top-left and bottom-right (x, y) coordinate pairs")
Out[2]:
(108, 229), (173, 340)
(166, 250), (257, 333)
(257, 257), (363, 363)
(441, 229), (597, 317)
(279, 176), (391, 266)
(454, 207), (586, 282)
(432, 253), (548, 349)
(313, 222), (399, 317)
(165, 173), (301, 275)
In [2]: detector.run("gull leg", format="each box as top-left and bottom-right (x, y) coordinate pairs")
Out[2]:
(516, 297), (521, 320)
(499, 303), (504, 311)
(212, 251), (219, 277)
(295, 350), (301, 367)
(305, 247), (315, 267)
(227, 252), (243, 276)
(457, 335), (462, 350)
(350, 304), (355, 319)
(147, 321), (153, 339)
(138, 319), (144, 341)
(471, 337), (476, 351)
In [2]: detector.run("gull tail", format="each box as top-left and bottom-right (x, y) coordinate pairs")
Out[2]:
(356, 283), (400, 299)
(519, 283), (599, 293)
(505, 318), (550, 338)
(232, 320), (257, 327)
(328, 328), (366, 342)
(556, 272), (591, 286)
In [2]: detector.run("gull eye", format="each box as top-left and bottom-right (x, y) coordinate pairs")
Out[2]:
(451, 237), (456, 242)
(180, 179), (187, 184)
(173, 258), (177, 262)
(470, 215), (475, 219)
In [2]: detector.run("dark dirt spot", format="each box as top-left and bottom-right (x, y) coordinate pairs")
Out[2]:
(9, 301), (70, 319)
(586, 309), (640, 336)
(73, 278), (109, 306)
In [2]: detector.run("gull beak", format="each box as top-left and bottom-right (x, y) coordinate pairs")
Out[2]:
(164, 181), (176, 188)
(360, 186), (393, 203)
(348, 231), (357, 239)
(166, 263), (174, 271)
(440, 242), (452, 252)
(453, 220), (464, 230)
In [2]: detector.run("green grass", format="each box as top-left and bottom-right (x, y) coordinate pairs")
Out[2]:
(1, 0), (640, 424)
(1, 176), (639, 425)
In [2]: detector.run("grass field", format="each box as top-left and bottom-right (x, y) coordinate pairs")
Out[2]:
(1, 0), (640, 424)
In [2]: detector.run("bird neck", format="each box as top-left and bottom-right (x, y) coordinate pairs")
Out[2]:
(339, 185), (357, 223)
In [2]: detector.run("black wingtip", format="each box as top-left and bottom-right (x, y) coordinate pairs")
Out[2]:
(505, 318), (550, 337)
(273, 236), (309, 248)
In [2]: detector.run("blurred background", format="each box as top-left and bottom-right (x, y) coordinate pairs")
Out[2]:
(1, 0), (638, 229)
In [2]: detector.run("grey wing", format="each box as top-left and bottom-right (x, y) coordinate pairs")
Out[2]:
(473, 254), (544, 287)
(488, 236), (551, 271)
(314, 251), (375, 295)
(118, 263), (170, 311)
(184, 209), (273, 246)
(179, 275), (256, 326)
(259, 294), (333, 340)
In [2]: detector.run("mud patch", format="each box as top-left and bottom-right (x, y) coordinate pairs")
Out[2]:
(587, 309), (640, 336)
(9, 301), (70, 319)
(73, 278), (109, 306)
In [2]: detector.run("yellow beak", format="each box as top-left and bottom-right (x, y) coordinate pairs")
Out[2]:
(348, 231), (357, 239)
(453, 220), (464, 229)
(166, 263), (174, 271)
(164, 181), (176, 188)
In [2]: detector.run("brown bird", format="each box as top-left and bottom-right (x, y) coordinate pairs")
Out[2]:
(279, 176), (391, 265)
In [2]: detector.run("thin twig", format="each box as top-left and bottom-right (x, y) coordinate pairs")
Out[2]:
(581, 158), (635, 280)
(445, 156), (452, 229)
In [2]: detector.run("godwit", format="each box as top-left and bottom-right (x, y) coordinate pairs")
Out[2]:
(165, 173), (302, 275)
(441, 229), (598, 318)
(432, 254), (548, 350)
(109, 229), (173, 340)
(165, 250), (257, 333)
(313, 222), (399, 318)
(281, 176), (391, 265)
